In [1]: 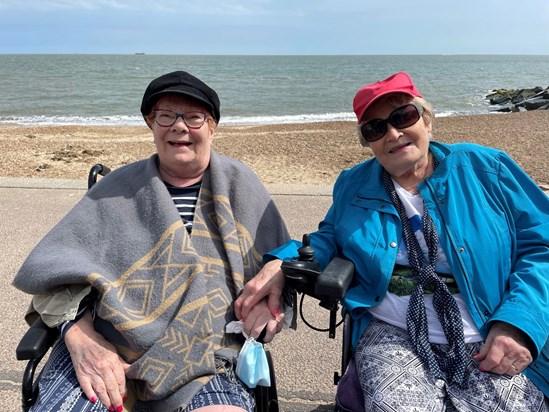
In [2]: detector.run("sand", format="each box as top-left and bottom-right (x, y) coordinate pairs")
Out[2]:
(1, 110), (548, 188)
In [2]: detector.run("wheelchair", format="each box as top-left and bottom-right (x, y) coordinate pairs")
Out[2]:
(280, 234), (362, 412)
(15, 164), (279, 412)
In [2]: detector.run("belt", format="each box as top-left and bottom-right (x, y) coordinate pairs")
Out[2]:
(388, 265), (460, 296)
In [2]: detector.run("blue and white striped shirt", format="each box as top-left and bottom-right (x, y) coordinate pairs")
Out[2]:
(165, 181), (201, 233)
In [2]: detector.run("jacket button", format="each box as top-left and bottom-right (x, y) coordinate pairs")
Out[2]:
(484, 310), (489, 316)
(390, 242), (397, 248)
(439, 199), (445, 204)
(459, 247), (465, 253)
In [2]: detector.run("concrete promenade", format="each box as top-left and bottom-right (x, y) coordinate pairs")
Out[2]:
(0, 177), (340, 412)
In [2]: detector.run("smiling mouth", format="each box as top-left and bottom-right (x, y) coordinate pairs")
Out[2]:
(389, 142), (411, 153)
(169, 141), (192, 147)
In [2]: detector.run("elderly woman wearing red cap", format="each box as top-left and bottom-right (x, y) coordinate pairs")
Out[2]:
(13, 71), (290, 412)
(236, 72), (549, 410)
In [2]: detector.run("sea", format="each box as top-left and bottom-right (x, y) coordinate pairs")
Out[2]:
(1, 54), (548, 126)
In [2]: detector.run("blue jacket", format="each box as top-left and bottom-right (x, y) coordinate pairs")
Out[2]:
(269, 141), (549, 396)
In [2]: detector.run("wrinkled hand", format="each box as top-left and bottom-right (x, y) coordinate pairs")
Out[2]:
(243, 298), (285, 343)
(235, 259), (285, 322)
(65, 311), (130, 411)
(473, 321), (533, 376)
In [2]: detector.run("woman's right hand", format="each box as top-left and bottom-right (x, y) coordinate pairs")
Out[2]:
(243, 297), (285, 343)
(64, 311), (130, 412)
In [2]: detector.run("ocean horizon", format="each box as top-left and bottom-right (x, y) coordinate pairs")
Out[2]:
(1, 54), (548, 126)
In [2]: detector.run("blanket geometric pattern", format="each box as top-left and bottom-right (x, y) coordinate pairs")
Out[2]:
(14, 151), (289, 411)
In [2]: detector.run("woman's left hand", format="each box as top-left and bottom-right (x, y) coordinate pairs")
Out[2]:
(242, 298), (284, 343)
(235, 259), (285, 322)
(473, 321), (533, 376)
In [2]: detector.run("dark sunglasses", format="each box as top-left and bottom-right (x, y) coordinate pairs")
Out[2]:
(360, 103), (424, 142)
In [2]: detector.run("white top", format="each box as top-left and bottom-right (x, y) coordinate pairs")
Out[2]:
(368, 180), (483, 344)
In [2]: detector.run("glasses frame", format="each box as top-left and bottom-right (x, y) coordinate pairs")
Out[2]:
(360, 103), (424, 143)
(153, 109), (209, 129)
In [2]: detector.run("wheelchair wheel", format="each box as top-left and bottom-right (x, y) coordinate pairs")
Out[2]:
(254, 351), (278, 412)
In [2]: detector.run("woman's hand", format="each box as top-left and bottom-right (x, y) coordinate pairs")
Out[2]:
(235, 259), (285, 322)
(242, 298), (285, 343)
(473, 321), (533, 376)
(64, 311), (130, 411)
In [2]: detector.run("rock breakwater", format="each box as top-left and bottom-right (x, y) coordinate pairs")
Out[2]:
(486, 86), (549, 112)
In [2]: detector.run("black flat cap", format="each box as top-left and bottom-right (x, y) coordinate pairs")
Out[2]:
(140, 71), (220, 123)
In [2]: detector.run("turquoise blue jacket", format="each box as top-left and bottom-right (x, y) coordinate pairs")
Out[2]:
(269, 141), (549, 396)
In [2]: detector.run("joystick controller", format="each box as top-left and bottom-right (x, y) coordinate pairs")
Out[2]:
(280, 234), (320, 296)
(280, 233), (355, 342)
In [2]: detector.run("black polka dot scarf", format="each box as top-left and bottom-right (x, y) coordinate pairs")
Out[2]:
(383, 157), (467, 386)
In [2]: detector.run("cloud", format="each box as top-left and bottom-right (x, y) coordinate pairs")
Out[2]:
(0, 0), (271, 14)
(0, 0), (547, 54)
(0, 0), (127, 10)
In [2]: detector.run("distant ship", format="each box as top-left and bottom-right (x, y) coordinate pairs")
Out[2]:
(134, 52), (145, 55)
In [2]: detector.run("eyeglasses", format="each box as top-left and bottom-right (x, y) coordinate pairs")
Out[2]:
(360, 103), (424, 142)
(153, 110), (209, 128)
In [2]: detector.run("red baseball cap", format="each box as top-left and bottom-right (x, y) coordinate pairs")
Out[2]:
(353, 72), (423, 122)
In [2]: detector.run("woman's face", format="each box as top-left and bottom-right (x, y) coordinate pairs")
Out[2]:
(150, 94), (215, 185)
(362, 95), (432, 178)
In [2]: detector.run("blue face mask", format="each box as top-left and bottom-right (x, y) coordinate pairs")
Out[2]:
(235, 337), (271, 388)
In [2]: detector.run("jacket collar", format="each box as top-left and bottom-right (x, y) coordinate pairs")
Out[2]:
(354, 140), (451, 200)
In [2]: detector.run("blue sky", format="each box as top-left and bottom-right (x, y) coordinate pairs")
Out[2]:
(1, 0), (548, 55)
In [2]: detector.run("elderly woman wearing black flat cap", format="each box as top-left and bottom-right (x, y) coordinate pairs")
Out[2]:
(13, 71), (290, 412)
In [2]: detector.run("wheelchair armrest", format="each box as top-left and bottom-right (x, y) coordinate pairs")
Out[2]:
(16, 317), (59, 361)
(314, 257), (354, 301)
(87, 163), (111, 189)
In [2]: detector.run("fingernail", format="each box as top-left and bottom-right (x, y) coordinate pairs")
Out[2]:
(90, 396), (97, 403)
(274, 308), (279, 317)
(122, 395), (127, 402)
(479, 367), (485, 372)
(109, 406), (115, 412)
(117, 406), (123, 412)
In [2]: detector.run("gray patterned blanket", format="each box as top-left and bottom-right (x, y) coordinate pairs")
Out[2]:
(13, 151), (289, 411)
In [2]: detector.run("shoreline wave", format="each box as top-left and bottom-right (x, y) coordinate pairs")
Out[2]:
(0, 109), (499, 127)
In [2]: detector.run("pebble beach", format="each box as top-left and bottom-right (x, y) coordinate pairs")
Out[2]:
(1, 111), (548, 188)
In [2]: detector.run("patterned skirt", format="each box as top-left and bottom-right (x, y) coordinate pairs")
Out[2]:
(354, 319), (548, 412)
(30, 340), (254, 412)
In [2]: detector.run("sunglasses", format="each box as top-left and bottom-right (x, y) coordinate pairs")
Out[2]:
(360, 103), (424, 142)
